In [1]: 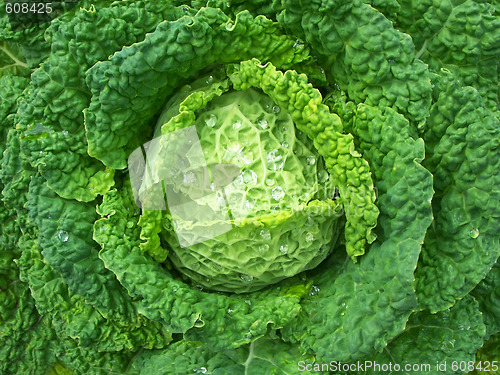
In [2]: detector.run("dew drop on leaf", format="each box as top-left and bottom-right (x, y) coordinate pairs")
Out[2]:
(306, 232), (314, 242)
(240, 274), (254, 282)
(272, 186), (285, 201)
(58, 230), (69, 242)
(279, 244), (289, 254)
(257, 118), (268, 129)
(265, 178), (275, 186)
(306, 155), (316, 165)
(205, 114), (217, 128)
(260, 229), (271, 241)
(258, 244), (269, 253)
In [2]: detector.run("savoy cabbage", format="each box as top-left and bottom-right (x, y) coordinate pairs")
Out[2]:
(0, 0), (499, 374)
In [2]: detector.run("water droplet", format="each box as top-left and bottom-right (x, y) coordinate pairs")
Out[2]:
(309, 285), (320, 296)
(318, 170), (329, 183)
(272, 186), (285, 201)
(61, 130), (68, 136)
(232, 120), (242, 130)
(260, 229), (271, 241)
(258, 244), (269, 253)
(242, 169), (257, 185)
(272, 105), (281, 114)
(306, 232), (314, 242)
(205, 114), (217, 128)
(306, 155), (316, 165)
(265, 178), (275, 186)
(264, 104), (272, 112)
(222, 142), (244, 162)
(205, 75), (214, 85)
(244, 299), (252, 305)
(293, 39), (305, 50)
(240, 150), (253, 165)
(240, 274), (254, 282)
(213, 263), (223, 271)
(244, 200), (255, 211)
(58, 230), (68, 243)
(227, 308), (234, 314)
(279, 244), (289, 255)
(271, 205), (281, 213)
(193, 367), (208, 374)
(257, 118), (268, 129)
(191, 262), (201, 271)
(183, 171), (196, 184)
(126, 221), (135, 229)
(182, 5), (189, 12)
(387, 58), (396, 63)
(266, 150), (284, 171)
(470, 228), (479, 238)
(441, 340), (456, 351)
(281, 141), (289, 148)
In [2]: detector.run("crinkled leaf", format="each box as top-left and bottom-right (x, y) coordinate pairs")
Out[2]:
(360, 295), (485, 375)
(416, 71), (500, 313)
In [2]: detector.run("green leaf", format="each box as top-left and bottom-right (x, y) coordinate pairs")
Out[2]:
(393, 0), (500, 115)
(132, 337), (322, 375)
(0, 41), (30, 77)
(415, 71), (500, 313)
(471, 261), (500, 338)
(472, 333), (500, 375)
(270, 0), (432, 126)
(16, 1), (191, 202)
(361, 295), (485, 375)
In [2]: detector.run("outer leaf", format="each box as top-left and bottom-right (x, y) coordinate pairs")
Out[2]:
(25, 175), (136, 317)
(471, 261), (500, 338)
(361, 295), (485, 375)
(415, 71), (500, 313)
(0, 203), (58, 375)
(17, 226), (172, 353)
(270, 0), (432, 126)
(17, 1), (191, 201)
(472, 333), (500, 375)
(0, 41), (30, 77)
(0, 75), (29, 157)
(394, 0), (500, 115)
(132, 338), (321, 375)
